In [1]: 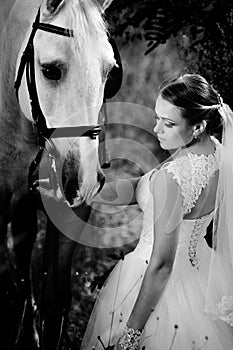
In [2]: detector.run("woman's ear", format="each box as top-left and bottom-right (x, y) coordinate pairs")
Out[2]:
(193, 120), (207, 137)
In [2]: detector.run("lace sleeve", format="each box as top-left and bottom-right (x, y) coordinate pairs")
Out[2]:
(164, 157), (191, 215)
(164, 152), (219, 215)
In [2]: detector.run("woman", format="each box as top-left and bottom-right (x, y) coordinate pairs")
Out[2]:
(81, 74), (233, 350)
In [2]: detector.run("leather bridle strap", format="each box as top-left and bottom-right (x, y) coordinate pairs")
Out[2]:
(37, 22), (73, 37)
(14, 8), (73, 99)
(14, 7), (102, 147)
(14, 9), (40, 101)
(42, 125), (102, 139)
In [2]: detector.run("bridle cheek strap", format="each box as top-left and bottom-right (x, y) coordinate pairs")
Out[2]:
(14, 6), (102, 146)
(14, 6), (108, 193)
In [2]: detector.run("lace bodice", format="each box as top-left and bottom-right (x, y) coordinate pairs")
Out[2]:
(165, 150), (220, 214)
(134, 143), (220, 264)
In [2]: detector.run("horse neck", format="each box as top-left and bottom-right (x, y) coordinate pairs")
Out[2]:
(0, 0), (16, 28)
(0, 51), (24, 142)
(0, 2), (38, 144)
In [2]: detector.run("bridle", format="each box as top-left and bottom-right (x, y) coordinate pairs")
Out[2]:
(14, 7), (107, 194)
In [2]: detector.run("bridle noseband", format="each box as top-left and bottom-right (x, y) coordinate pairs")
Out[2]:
(14, 7), (105, 193)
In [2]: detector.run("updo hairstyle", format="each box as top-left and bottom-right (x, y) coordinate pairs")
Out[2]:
(158, 74), (223, 135)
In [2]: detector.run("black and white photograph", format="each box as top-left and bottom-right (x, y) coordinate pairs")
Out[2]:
(0, 1), (233, 349)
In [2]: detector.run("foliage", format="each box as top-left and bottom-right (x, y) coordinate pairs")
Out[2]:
(107, 0), (233, 107)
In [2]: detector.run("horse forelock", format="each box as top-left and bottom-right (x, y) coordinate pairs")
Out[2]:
(65, 0), (116, 79)
(42, 0), (109, 52)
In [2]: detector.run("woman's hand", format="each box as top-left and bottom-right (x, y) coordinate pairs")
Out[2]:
(105, 334), (124, 349)
(105, 338), (122, 350)
(112, 338), (122, 350)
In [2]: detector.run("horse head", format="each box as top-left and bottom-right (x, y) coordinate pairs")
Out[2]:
(15, 0), (117, 207)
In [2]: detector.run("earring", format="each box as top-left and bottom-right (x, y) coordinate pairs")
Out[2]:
(192, 129), (201, 141)
(193, 134), (200, 141)
(193, 120), (207, 139)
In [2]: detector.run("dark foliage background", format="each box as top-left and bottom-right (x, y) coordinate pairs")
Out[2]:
(106, 0), (233, 107)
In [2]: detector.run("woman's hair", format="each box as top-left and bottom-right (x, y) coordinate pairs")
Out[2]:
(158, 74), (223, 135)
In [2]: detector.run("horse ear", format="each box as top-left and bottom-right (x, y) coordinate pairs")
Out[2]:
(97, 0), (114, 12)
(41, 0), (65, 17)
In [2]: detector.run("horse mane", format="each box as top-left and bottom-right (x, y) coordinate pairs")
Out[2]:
(42, 0), (108, 51)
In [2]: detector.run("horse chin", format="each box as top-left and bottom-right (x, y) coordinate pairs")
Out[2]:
(38, 175), (102, 208)
(38, 183), (85, 208)
(67, 181), (103, 209)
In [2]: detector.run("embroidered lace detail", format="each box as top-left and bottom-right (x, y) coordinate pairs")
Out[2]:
(165, 149), (219, 214)
(188, 217), (205, 269)
(204, 295), (233, 327)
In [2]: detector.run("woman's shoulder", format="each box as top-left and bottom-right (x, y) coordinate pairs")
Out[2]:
(162, 138), (220, 179)
(149, 165), (181, 198)
(149, 153), (193, 188)
(148, 136), (221, 189)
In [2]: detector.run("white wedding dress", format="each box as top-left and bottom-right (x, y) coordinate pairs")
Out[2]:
(81, 140), (233, 350)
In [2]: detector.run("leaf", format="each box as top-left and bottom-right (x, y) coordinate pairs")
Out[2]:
(145, 42), (158, 55)
(108, 251), (125, 260)
(90, 265), (115, 292)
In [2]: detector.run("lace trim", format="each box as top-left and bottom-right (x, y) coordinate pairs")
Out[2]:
(165, 149), (219, 214)
(205, 295), (233, 327)
(118, 326), (142, 350)
(188, 217), (205, 269)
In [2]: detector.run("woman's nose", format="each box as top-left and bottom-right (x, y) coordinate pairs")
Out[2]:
(153, 120), (163, 134)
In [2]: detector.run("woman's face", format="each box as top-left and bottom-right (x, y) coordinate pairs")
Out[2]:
(153, 95), (194, 150)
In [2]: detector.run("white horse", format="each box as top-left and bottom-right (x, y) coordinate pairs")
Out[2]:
(0, 0), (116, 348)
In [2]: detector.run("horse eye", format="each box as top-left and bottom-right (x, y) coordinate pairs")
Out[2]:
(41, 64), (62, 81)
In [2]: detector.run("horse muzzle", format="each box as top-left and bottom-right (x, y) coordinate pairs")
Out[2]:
(62, 170), (105, 208)
(28, 134), (106, 209)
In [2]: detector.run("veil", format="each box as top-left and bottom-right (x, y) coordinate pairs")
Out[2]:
(204, 102), (233, 326)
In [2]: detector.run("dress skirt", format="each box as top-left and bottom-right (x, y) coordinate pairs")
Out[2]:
(81, 239), (233, 350)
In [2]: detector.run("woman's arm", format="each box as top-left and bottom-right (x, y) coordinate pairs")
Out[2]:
(93, 154), (177, 207)
(91, 177), (141, 206)
(116, 169), (183, 345)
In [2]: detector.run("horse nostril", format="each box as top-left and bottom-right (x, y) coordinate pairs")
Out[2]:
(63, 175), (80, 204)
(97, 171), (105, 193)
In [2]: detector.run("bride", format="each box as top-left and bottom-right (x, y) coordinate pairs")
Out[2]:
(81, 74), (233, 350)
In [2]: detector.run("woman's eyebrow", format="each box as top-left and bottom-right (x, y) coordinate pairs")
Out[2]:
(154, 112), (176, 123)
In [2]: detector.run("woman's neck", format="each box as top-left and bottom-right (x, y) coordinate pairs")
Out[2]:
(179, 133), (215, 156)
(156, 134), (215, 170)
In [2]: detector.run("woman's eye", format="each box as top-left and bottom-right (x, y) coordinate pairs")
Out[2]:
(165, 122), (175, 128)
(155, 116), (174, 128)
(154, 113), (175, 128)
(41, 64), (62, 81)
